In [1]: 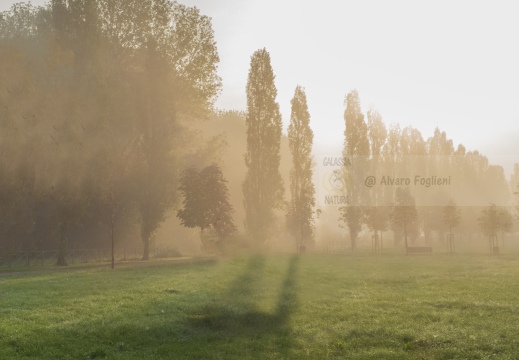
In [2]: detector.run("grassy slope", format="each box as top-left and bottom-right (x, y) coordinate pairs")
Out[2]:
(1, 253), (519, 359)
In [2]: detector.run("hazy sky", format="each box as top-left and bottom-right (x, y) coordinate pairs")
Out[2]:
(2, 0), (518, 174)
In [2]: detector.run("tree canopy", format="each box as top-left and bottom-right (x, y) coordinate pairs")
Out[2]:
(178, 164), (236, 251)
(243, 48), (284, 246)
(287, 86), (316, 249)
(0, 0), (220, 261)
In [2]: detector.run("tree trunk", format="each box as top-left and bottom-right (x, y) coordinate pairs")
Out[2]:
(439, 231), (445, 244)
(423, 219), (430, 245)
(141, 224), (151, 260)
(350, 229), (357, 252)
(111, 223), (115, 270)
(372, 230), (378, 253)
(404, 221), (408, 255)
(200, 227), (205, 253)
(142, 239), (150, 260)
(298, 216), (304, 253)
(56, 224), (68, 266)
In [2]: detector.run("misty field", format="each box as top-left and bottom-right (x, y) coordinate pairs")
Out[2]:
(1, 253), (519, 359)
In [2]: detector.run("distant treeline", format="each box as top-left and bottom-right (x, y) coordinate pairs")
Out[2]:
(338, 90), (518, 249)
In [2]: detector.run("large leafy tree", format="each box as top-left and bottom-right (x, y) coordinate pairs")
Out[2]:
(0, 0), (221, 261)
(477, 204), (513, 250)
(442, 199), (461, 252)
(0, 23), (42, 257)
(478, 203), (499, 251)
(98, 0), (221, 259)
(515, 184), (519, 221)
(177, 164), (236, 251)
(392, 187), (418, 252)
(497, 208), (513, 248)
(512, 164), (519, 221)
(286, 86), (315, 250)
(133, 40), (179, 260)
(0, 1), (92, 264)
(340, 89), (369, 251)
(47, 0), (176, 262)
(243, 48), (284, 245)
(443, 199), (461, 234)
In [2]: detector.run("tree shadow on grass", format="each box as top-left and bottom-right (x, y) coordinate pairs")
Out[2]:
(2, 255), (300, 359)
(186, 254), (300, 358)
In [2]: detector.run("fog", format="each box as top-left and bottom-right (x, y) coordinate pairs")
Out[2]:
(0, 1), (518, 265)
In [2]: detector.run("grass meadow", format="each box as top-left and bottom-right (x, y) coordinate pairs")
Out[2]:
(1, 252), (519, 359)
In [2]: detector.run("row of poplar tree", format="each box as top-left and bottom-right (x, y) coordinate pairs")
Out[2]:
(340, 89), (518, 250)
(241, 53), (519, 251)
(176, 48), (318, 253)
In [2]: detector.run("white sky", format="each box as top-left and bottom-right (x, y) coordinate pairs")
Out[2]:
(3, 0), (518, 174)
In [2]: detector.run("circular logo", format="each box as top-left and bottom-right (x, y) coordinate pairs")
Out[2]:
(323, 168), (352, 193)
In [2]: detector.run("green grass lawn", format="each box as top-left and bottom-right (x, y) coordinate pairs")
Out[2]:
(1, 252), (519, 359)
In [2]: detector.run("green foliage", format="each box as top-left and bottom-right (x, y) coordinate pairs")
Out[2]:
(343, 90), (369, 157)
(340, 89), (369, 250)
(178, 164), (236, 251)
(243, 48), (284, 245)
(478, 203), (499, 237)
(514, 175), (519, 221)
(0, 2), (49, 39)
(364, 206), (390, 234)
(366, 107), (387, 157)
(365, 108), (389, 243)
(477, 204), (514, 250)
(287, 86), (315, 247)
(497, 208), (513, 235)
(442, 199), (461, 234)
(168, 2), (222, 115)
(392, 187), (418, 249)
(0, 0), (221, 260)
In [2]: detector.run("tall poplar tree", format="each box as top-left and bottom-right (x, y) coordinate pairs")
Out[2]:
(365, 107), (389, 250)
(287, 86), (315, 250)
(340, 90), (369, 251)
(243, 48), (284, 245)
(515, 182), (519, 221)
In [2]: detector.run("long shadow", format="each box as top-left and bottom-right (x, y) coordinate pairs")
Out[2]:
(276, 254), (299, 324)
(226, 254), (267, 304)
(187, 254), (267, 328)
(4, 255), (299, 359)
(187, 254), (300, 356)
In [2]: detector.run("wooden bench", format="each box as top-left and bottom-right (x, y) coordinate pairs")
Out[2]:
(406, 246), (432, 255)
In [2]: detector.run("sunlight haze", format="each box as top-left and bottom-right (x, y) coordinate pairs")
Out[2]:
(180, 0), (519, 172)
(2, 2), (519, 357)
(3, 0), (517, 172)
